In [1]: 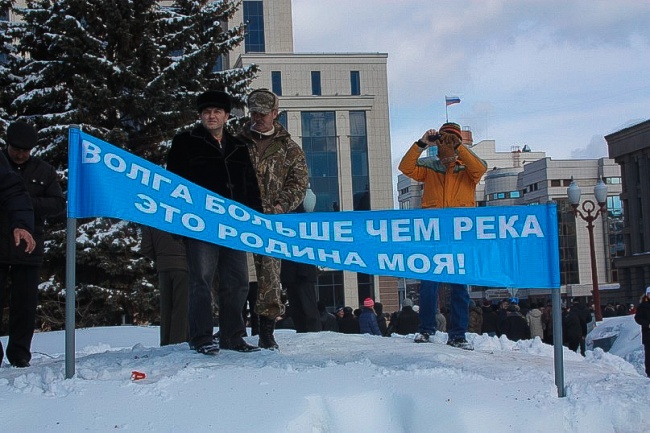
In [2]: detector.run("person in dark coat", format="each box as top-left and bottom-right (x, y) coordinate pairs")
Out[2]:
(481, 300), (498, 337)
(562, 304), (583, 352)
(317, 301), (337, 332)
(337, 306), (360, 334)
(0, 150), (35, 367)
(166, 91), (262, 355)
(374, 302), (389, 336)
(391, 298), (420, 335)
(634, 287), (650, 377)
(140, 226), (189, 346)
(358, 298), (381, 336)
(499, 303), (530, 342)
(0, 121), (65, 368)
(571, 299), (591, 356)
(280, 203), (321, 333)
(281, 259), (320, 333)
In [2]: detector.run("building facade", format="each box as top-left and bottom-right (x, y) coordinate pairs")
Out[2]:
(228, 0), (397, 311)
(606, 119), (650, 301)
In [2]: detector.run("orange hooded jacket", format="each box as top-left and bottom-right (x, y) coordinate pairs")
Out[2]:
(399, 143), (487, 209)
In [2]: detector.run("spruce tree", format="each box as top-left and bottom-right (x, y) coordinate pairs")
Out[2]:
(0, 0), (258, 328)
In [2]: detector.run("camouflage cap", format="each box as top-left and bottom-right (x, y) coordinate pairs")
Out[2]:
(247, 89), (278, 114)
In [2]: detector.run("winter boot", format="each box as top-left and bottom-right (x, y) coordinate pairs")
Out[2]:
(258, 316), (279, 350)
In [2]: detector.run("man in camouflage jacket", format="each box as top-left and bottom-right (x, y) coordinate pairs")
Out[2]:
(238, 89), (308, 349)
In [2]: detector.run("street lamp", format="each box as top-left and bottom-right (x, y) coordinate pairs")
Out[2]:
(567, 177), (608, 321)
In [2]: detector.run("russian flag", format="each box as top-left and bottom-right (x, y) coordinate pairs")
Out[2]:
(445, 96), (461, 106)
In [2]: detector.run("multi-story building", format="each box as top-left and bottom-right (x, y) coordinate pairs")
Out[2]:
(606, 119), (650, 302)
(228, 0), (397, 311)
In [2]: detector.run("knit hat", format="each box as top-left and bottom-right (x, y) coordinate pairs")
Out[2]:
(248, 89), (279, 114)
(439, 122), (462, 140)
(6, 121), (38, 149)
(363, 298), (374, 308)
(402, 298), (413, 307)
(197, 91), (232, 112)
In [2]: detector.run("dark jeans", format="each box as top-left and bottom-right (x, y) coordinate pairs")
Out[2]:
(158, 269), (189, 346)
(419, 280), (469, 340)
(285, 278), (321, 333)
(0, 264), (40, 364)
(184, 239), (248, 349)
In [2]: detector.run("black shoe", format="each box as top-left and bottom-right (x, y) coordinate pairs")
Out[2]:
(259, 316), (279, 350)
(196, 342), (220, 355)
(223, 342), (260, 353)
(414, 332), (431, 343)
(10, 359), (31, 368)
(446, 338), (474, 351)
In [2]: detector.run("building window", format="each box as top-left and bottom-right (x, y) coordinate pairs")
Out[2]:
(301, 111), (338, 212)
(244, 1), (265, 53)
(357, 273), (374, 301)
(277, 111), (287, 130)
(605, 176), (621, 184)
(606, 195), (625, 282)
(509, 191), (521, 199)
(350, 71), (360, 95)
(311, 71), (321, 96)
(350, 111), (370, 210)
(556, 199), (579, 285)
(212, 55), (224, 72)
(316, 271), (344, 311)
(550, 179), (561, 187)
(271, 71), (282, 96)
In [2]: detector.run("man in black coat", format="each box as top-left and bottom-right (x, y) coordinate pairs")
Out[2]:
(392, 298), (420, 336)
(140, 226), (189, 346)
(280, 202), (321, 333)
(281, 259), (321, 333)
(0, 121), (64, 367)
(634, 287), (650, 377)
(166, 91), (262, 355)
(562, 304), (584, 353)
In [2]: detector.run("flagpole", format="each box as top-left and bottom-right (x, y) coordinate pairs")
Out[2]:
(445, 99), (449, 122)
(65, 125), (80, 379)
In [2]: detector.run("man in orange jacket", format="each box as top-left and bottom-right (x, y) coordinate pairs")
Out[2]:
(399, 122), (486, 350)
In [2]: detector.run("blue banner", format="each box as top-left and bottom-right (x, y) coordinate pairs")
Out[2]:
(67, 128), (560, 288)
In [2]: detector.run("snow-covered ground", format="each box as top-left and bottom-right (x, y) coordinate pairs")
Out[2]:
(1, 317), (648, 433)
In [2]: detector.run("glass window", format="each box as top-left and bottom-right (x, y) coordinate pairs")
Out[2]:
(510, 191), (521, 198)
(357, 273), (374, 301)
(212, 54), (224, 72)
(271, 71), (282, 96)
(277, 111), (287, 130)
(350, 111), (370, 210)
(311, 71), (321, 96)
(316, 271), (344, 311)
(244, 1), (265, 53)
(301, 111), (338, 211)
(556, 199), (579, 285)
(350, 71), (360, 95)
(550, 179), (561, 187)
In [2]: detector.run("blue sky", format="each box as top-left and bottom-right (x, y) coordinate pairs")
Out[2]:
(292, 0), (650, 180)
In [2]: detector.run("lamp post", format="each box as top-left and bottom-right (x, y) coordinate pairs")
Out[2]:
(567, 177), (608, 322)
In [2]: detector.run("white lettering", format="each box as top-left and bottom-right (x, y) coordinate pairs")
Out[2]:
(104, 153), (126, 172)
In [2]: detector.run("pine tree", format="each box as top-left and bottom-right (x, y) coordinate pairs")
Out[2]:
(0, 0), (258, 328)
